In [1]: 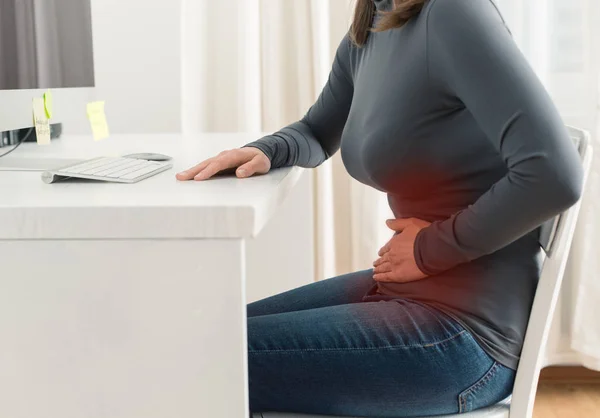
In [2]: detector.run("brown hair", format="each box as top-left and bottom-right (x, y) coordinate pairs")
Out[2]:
(350, 0), (427, 46)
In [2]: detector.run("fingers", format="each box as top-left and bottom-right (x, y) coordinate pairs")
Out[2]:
(378, 242), (391, 257)
(373, 272), (393, 282)
(373, 257), (386, 267)
(189, 150), (246, 181)
(193, 160), (230, 181)
(373, 261), (392, 275)
(236, 154), (270, 178)
(176, 158), (213, 181)
(386, 218), (412, 232)
(177, 148), (271, 182)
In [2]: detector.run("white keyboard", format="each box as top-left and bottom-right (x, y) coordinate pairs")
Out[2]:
(41, 157), (173, 184)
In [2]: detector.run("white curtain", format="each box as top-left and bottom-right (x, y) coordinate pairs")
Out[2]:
(182, 0), (600, 368)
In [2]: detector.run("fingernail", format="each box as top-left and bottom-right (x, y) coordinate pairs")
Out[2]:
(238, 169), (247, 177)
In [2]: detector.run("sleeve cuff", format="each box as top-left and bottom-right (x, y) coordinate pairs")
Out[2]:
(413, 217), (472, 276)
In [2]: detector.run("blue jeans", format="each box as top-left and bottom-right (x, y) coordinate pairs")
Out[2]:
(247, 269), (515, 417)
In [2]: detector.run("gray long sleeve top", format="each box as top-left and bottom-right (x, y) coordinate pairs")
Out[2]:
(244, 0), (583, 369)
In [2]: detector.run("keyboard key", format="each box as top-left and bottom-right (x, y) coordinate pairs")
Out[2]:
(106, 162), (153, 178)
(93, 160), (145, 177)
(119, 164), (163, 180)
(59, 157), (113, 174)
(82, 159), (141, 175)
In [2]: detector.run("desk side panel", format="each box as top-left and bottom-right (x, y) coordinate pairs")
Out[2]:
(0, 239), (248, 418)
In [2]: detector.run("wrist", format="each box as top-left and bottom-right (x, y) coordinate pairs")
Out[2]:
(413, 219), (472, 275)
(413, 226), (434, 276)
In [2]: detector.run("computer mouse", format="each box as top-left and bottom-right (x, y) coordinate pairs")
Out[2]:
(123, 153), (172, 162)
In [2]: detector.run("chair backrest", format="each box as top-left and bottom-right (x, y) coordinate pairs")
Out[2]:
(509, 126), (593, 418)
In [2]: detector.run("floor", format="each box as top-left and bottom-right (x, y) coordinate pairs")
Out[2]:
(534, 384), (600, 417)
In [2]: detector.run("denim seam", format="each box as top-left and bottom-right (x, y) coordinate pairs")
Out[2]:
(458, 361), (500, 413)
(248, 330), (467, 354)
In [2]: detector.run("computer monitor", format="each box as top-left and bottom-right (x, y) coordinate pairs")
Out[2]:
(0, 0), (95, 132)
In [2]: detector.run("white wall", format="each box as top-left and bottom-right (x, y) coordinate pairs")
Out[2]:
(62, 0), (182, 135)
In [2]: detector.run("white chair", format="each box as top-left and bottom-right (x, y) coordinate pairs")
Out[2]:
(253, 126), (593, 418)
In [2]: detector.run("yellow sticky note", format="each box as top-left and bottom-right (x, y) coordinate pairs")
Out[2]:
(43, 89), (53, 119)
(32, 97), (51, 145)
(87, 101), (110, 141)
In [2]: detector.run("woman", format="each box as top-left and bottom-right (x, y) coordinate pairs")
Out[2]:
(177, 0), (583, 416)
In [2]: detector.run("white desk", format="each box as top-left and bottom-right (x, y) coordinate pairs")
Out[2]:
(0, 134), (305, 418)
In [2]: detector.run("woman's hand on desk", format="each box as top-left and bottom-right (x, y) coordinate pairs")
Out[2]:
(176, 148), (271, 181)
(372, 218), (431, 284)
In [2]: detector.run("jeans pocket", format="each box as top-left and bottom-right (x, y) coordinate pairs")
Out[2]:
(458, 361), (515, 413)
